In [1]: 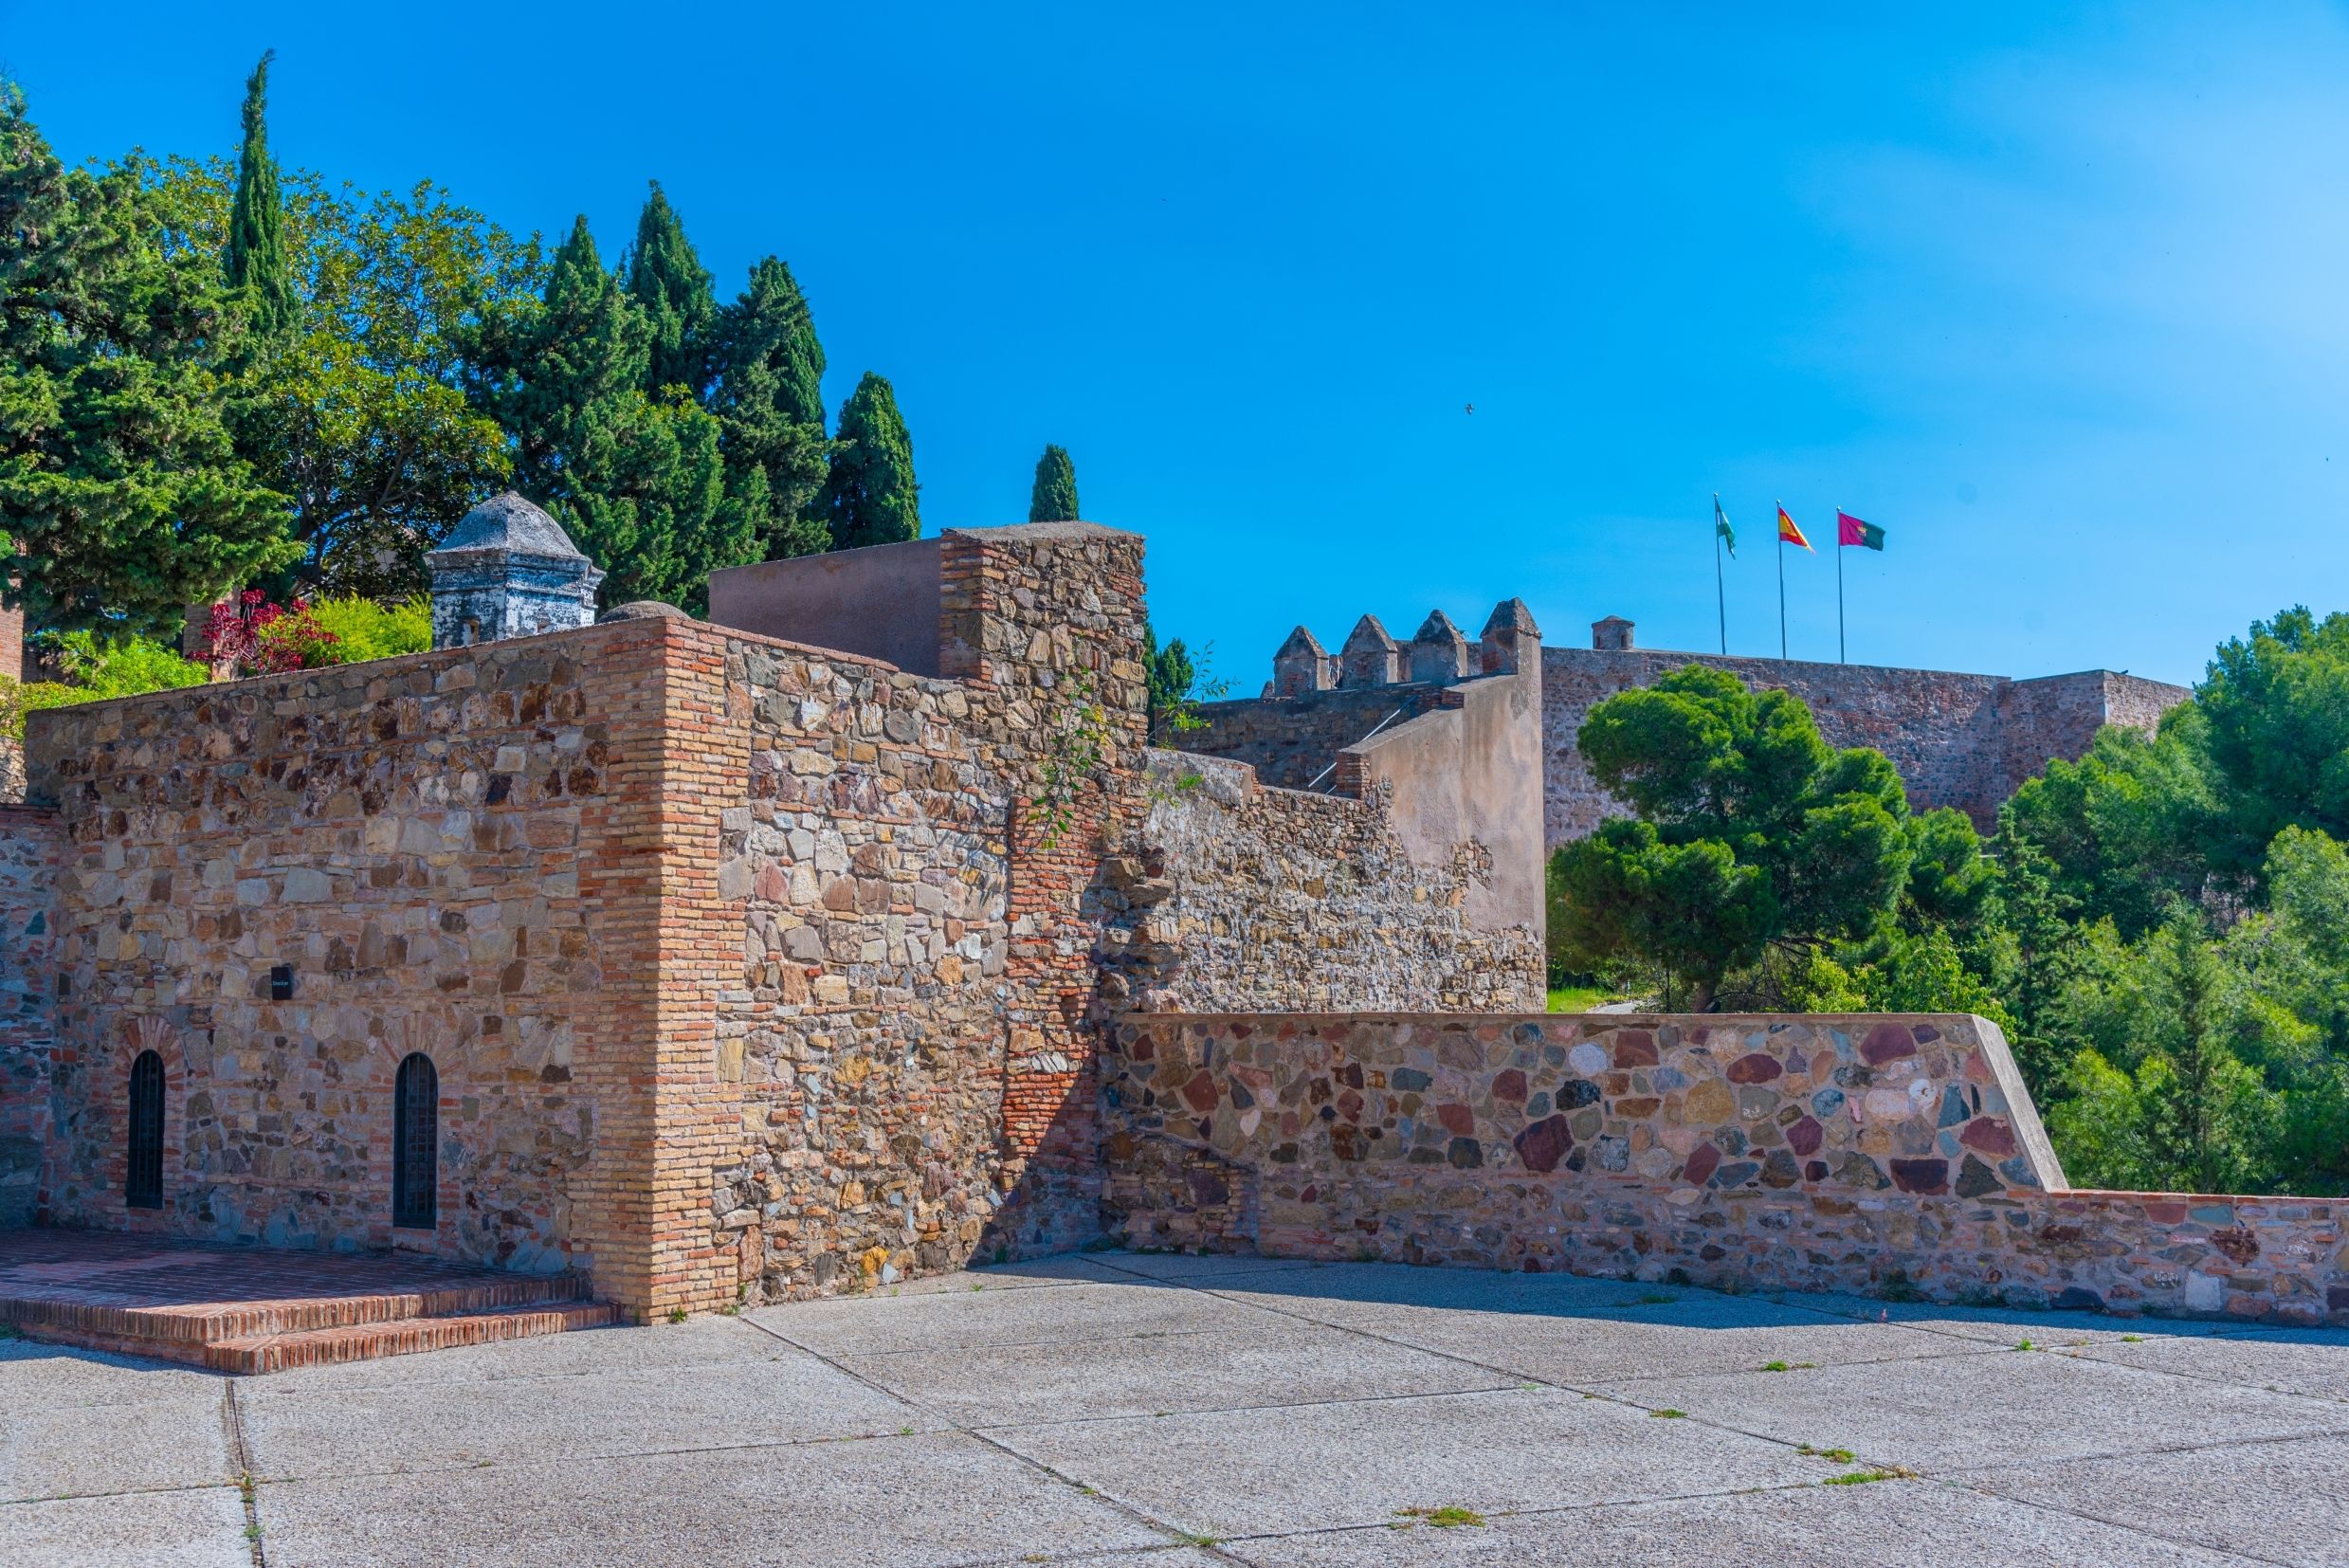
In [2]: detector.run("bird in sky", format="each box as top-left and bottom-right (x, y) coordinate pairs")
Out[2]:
(1464, 402), (1475, 415)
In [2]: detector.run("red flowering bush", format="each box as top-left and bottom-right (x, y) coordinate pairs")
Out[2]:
(198, 591), (340, 677)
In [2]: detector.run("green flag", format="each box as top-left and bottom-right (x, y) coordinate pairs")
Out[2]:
(1714, 494), (1736, 556)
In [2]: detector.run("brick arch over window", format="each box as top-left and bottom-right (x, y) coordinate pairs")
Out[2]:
(111, 1017), (188, 1226)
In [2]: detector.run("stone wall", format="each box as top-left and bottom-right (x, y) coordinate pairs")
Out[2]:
(1102, 1012), (2349, 1325)
(1178, 685), (1452, 790)
(15, 624), (687, 1280)
(0, 806), (59, 1228)
(1541, 644), (2190, 846)
(1108, 751), (1542, 1014)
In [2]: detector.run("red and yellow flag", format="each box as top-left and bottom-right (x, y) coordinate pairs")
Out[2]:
(1776, 504), (1813, 552)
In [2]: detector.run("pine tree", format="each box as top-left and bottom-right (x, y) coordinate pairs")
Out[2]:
(625, 182), (717, 399)
(473, 215), (748, 611)
(711, 256), (830, 558)
(224, 51), (298, 336)
(0, 85), (296, 633)
(1029, 444), (1080, 521)
(819, 373), (920, 550)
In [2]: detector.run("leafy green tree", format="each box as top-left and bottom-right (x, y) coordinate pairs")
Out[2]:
(710, 256), (830, 558)
(2044, 907), (2284, 1193)
(157, 153), (537, 598)
(0, 86), (297, 634)
(1550, 665), (1912, 1009)
(819, 372), (920, 550)
(1029, 444), (1080, 521)
(224, 52), (298, 336)
(625, 183), (717, 399)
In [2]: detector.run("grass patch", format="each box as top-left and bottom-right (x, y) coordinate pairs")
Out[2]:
(1798, 1445), (1855, 1463)
(666, 1307), (687, 1324)
(2013, 1338), (2036, 1351)
(1648, 1408), (1686, 1419)
(1823, 1466), (1919, 1486)
(1393, 1505), (1486, 1529)
(2121, 1334), (2145, 1342)
(1758, 1360), (1818, 1373)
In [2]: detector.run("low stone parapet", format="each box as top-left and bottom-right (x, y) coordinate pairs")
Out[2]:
(1102, 1012), (2347, 1325)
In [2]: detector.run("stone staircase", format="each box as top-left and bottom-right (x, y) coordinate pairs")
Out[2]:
(0, 1231), (623, 1374)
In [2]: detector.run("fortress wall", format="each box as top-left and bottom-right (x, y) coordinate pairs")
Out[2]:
(0, 805), (59, 1229)
(1118, 751), (1543, 1015)
(17, 621), (682, 1282)
(1102, 1012), (2348, 1325)
(1542, 646), (2190, 847)
(1175, 684), (1451, 791)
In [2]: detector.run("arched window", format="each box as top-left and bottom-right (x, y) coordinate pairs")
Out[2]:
(392, 1052), (438, 1230)
(126, 1049), (164, 1210)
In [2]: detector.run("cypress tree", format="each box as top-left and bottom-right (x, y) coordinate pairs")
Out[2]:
(818, 373), (920, 550)
(1028, 444), (1080, 521)
(0, 85), (296, 632)
(478, 215), (747, 611)
(711, 256), (830, 557)
(224, 51), (298, 335)
(625, 182), (717, 399)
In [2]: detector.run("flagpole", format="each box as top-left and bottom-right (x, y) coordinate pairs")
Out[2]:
(1836, 506), (1846, 665)
(1775, 501), (1787, 660)
(1713, 496), (1726, 655)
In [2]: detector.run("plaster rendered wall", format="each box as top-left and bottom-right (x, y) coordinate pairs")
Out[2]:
(1341, 669), (1545, 938)
(1114, 751), (1543, 1015)
(0, 806), (59, 1228)
(707, 538), (948, 676)
(1103, 1012), (2349, 1325)
(1540, 646), (2190, 847)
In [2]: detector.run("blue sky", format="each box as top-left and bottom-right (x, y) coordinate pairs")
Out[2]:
(6, 2), (2344, 688)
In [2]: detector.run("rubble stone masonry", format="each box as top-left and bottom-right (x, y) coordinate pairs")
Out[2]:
(1103, 1012), (2349, 1325)
(0, 806), (58, 1228)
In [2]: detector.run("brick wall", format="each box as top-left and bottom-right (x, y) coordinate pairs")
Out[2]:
(0, 806), (59, 1228)
(1104, 1012), (2347, 1324)
(1542, 646), (2189, 847)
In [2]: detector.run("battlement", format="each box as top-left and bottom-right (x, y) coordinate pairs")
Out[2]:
(1269, 598), (1541, 695)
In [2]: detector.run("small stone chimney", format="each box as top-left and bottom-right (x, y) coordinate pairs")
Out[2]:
(1271, 626), (1334, 696)
(1339, 615), (1401, 687)
(1592, 615), (1634, 651)
(1408, 611), (1472, 684)
(1480, 599), (1541, 675)
(428, 493), (605, 649)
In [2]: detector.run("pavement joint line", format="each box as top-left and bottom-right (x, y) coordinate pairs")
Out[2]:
(1935, 1421), (2349, 1479)
(1939, 1469), (2292, 1568)
(236, 1421), (966, 1487)
(1088, 1255), (1957, 1490)
(739, 1305), (1253, 1563)
(778, 1322), (1256, 1360)
(222, 1381), (266, 1568)
(0, 1479), (246, 1510)
(963, 1377), (1538, 1434)
(2062, 1339), (2349, 1404)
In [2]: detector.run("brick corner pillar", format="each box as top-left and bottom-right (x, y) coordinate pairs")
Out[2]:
(937, 521), (1150, 1257)
(569, 615), (750, 1322)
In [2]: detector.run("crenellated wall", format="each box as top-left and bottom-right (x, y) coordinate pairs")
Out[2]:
(1102, 1012), (2349, 1325)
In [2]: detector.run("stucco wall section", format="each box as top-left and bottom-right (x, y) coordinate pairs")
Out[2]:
(0, 805), (60, 1227)
(1541, 646), (2189, 846)
(707, 538), (947, 677)
(1341, 669), (1544, 937)
(1104, 1012), (2349, 1325)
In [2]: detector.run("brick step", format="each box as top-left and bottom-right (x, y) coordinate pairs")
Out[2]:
(204, 1300), (624, 1374)
(1, 1269), (592, 1354)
